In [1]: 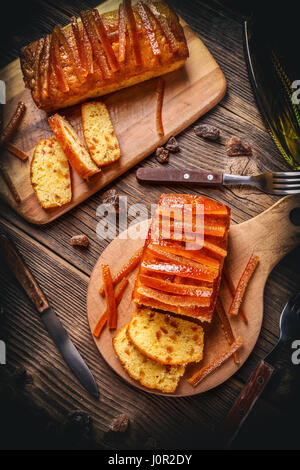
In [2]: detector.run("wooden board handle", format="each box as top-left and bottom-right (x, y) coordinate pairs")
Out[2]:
(136, 168), (223, 185)
(0, 233), (49, 313)
(220, 359), (274, 446)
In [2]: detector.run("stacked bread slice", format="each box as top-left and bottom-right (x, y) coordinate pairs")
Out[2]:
(132, 193), (231, 323)
(113, 308), (204, 393)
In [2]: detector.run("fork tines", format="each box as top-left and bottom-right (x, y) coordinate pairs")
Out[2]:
(272, 172), (300, 194)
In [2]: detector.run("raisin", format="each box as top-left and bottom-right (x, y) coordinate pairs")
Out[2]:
(194, 124), (220, 141)
(226, 136), (252, 156)
(109, 413), (130, 433)
(165, 136), (180, 152)
(71, 234), (89, 247)
(101, 189), (120, 213)
(155, 147), (169, 164)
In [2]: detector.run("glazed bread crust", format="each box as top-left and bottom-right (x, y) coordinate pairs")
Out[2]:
(20, 1), (189, 112)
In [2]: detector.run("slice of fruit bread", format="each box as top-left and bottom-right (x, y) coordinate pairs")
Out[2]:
(31, 138), (71, 208)
(113, 324), (185, 393)
(82, 101), (121, 167)
(127, 308), (204, 366)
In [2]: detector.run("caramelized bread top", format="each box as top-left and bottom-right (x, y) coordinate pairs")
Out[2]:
(20, 1), (189, 112)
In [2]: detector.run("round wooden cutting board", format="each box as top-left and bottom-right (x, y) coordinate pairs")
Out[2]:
(87, 195), (300, 396)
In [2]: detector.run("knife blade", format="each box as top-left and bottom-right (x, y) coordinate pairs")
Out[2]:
(0, 232), (99, 398)
(220, 292), (300, 446)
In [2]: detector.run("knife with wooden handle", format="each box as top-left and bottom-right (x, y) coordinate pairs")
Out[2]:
(0, 232), (99, 397)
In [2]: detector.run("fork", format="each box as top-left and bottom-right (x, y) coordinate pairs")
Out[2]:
(136, 168), (300, 195)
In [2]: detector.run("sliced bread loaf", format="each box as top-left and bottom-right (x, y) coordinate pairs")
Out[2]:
(48, 113), (100, 180)
(82, 101), (121, 167)
(127, 308), (204, 365)
(113, 325), (185, 393)
(31, 138), (71, 208)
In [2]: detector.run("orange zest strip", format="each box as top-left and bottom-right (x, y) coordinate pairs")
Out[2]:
(139, 273), (213, 297)
(93, 278), (128, 338)
(147, 3), (179, 52)
(93, 9), (120, 72)
(101, 264), (117, 329)
(50, 31), (70, 93)
(39, 34), (51, 99)
(137, 2), (161, 56)
(71, 16), (89, 77)
(215, 298), (239, 364)
(158, 194), (229, 216)
(188, 336), (243, 387)
(80, 10), (111, 78)
(4, 143), (29, 161)
(99, 247), (143, 296)
(228, 254), (259, 316)
(156, 77), (165, 136)
(223, 267), (247, 323)
(118, 3), (126, 62)
(141, 257), (218, 282)
(124, 0), (142, 66)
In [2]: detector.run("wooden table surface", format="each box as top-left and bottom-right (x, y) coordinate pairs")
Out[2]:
(1, 0), (300, 451)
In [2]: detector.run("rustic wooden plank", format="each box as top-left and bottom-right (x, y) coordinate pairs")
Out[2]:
(2, 217), (264, 448)
(0, 0), (299, 449)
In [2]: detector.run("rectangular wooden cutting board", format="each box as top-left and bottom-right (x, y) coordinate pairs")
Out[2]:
(0, 0), (226, 224)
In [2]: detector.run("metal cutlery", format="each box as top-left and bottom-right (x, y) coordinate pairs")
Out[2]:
(136, 168), (300, 195)
(0, 233), (99, 398)
(220, 292), (300, 446)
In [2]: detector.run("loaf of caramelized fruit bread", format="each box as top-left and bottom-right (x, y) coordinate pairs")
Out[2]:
(20, 1), (189, 112)
(132, 193), (231, 322)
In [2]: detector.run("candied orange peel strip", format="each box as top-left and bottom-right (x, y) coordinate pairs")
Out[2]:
(93, 278), (128, 338)
(99, 247), (143, 296)
(151, 240), (220, 269)
(137, 285), (211, 307)
(33, 38), (45, 100)
(156, 77), (165, 136)
(4, 143), (29, 161)
(223, 267), (247, 323)
(118, 3), (126, 62)
(215, 298), (239, 364)
(93, 9), (120, 72)
(50, 31), (70, 93)
(141, 256), (218, 282)
(71, 16), (89, 77)
(101, 264), (117, 329)
(134, 293), (212, 320)
(54, 25), (86, 83)
(139, 273), (213, 297)
(228, 254), (259, 316)
(124, 0), (142, 66)
(148, 2), (179, 52)
(80, 10), (111, 78)
(137, 2), (161, 56)
(188, 336), (243, 387)
(39, 34), (51, 100)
